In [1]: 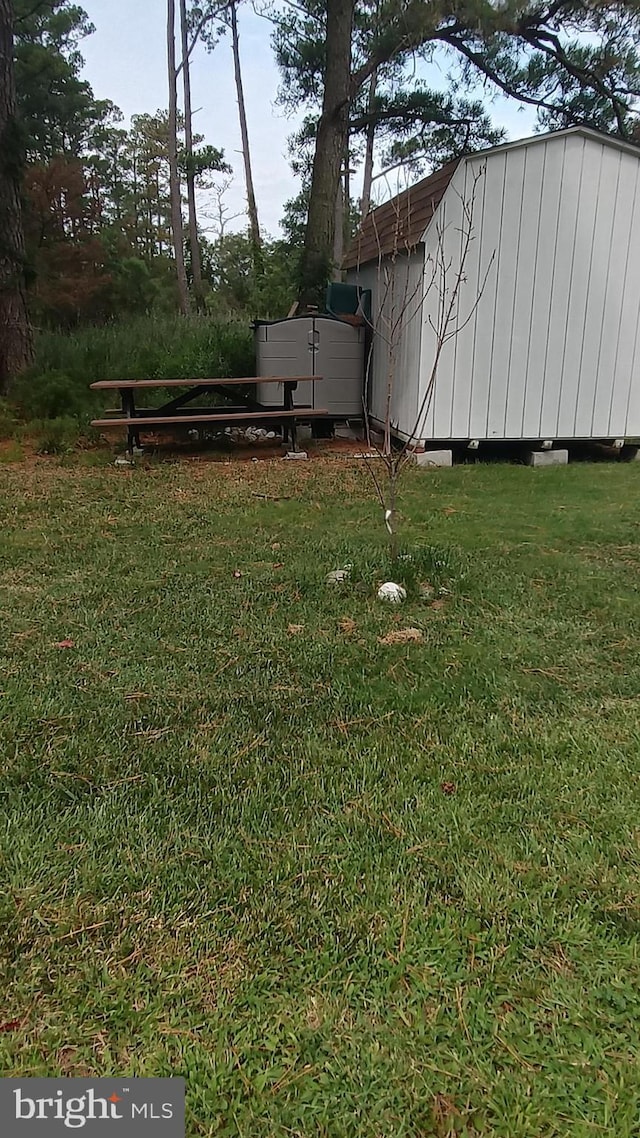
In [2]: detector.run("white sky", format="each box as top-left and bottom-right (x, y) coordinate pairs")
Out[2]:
(79, 0), (538, 238)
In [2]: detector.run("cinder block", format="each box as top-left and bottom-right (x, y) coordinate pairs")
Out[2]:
(334, 425), (362, 440)
(526, 448), (568, 467)
(412, 449), (453, 468)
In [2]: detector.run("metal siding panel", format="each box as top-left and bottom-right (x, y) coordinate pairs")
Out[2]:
(603, 158), (640, 434)
(620, 307), (640, 436)
(590, 158), (637, 434)
(486, 148), (526, 437)
(469, 152), (507, 438)
(522, 140), (565, 436)
(450, 161), (485, 438)
(505, 143), (545, 437)
(615, 194), (640, 434)
(539, 135), (586, 436)
(364, 252), (425, 438)
(420, 215), (441, 439)
(397, 253), (424, 438)
(572, 147), (621, 435)
(431, 194), (460, 438)
(556, 142), (603, 434)
(388, 256), (410, 432)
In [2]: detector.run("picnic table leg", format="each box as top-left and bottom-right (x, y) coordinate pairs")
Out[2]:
(284, 381), (297, 451)
(122, 388), (140, 453)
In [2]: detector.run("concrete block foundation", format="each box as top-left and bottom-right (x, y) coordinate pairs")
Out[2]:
(526, 448), (569, 467)
(412, 449), (453, 468)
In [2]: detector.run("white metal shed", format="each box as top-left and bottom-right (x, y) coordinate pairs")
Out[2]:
(345, 127), (640, 447)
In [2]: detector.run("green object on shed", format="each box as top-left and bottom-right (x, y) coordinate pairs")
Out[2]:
(326, 282), (371, 322)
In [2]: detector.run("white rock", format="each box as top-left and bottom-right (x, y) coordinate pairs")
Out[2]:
(377, 581), (407, 604)
(326, 568), (351, 584)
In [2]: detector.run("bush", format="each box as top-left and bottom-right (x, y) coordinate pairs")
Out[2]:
(0, 398), (17, 441)
(9, 315), (256, 424)
(31, 416), (83, 455)
(11, 369), (91, 421)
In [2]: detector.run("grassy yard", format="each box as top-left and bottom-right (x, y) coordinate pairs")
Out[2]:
(1, 454), (640, 1136)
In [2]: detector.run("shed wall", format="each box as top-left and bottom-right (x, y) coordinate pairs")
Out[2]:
(355, 133), (640, 442)
(348, 252), (424, 436)
(429, 135), (640, 440)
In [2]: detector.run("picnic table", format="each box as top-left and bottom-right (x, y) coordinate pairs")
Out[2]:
(90, 375), (328, 453)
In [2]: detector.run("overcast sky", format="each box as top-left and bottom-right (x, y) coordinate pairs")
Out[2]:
(79, 0), (538, 239)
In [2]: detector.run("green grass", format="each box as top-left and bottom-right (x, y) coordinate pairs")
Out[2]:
(2, 456), (640, 1136)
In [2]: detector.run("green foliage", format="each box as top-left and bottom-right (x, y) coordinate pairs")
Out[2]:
(9, 316), (255, 422)
(206, 231), (298, 318)
(31, 415), (83, 455)
(11, 369), (90, 421)
(0, 400), (17, 441)
(14, 0), (115, 162)
(14, 9), (233, 330)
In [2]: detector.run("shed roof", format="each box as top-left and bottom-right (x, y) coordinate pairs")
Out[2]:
(344, 126), (640, 270)
(343, 157), (460, 269)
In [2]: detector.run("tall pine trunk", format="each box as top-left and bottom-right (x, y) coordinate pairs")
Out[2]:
(299, 0), (354, 307)
(0, 0), (33, 395)
(332, 161), (344, 281)
(179, 0), (205, 310)
(167, 0), (190, 315)
(360, 70), (377, 217)
(229, 1), (261, 260)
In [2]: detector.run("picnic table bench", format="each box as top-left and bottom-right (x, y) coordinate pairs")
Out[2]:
(90, 375), (327, 452)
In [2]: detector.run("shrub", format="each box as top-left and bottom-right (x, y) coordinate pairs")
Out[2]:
(9, 315), (256, 424)
(31, 417), (83, 455)
(0, 399), (17, 441)
(11, 370), (91, 421)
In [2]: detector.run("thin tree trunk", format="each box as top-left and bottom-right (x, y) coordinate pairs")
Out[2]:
(0, 0), (33, 394)
(156, 169), (163, 255)
(343, 143), (351, 254)
(332, 171), (344, 281)
(167, 0), (190, 315)
(299, 0), (355, 307)
(229, 1), (261, 259)
(179, 0), (204, 310)
(360, 69), (377, 217)
(132, 154), (140, 251)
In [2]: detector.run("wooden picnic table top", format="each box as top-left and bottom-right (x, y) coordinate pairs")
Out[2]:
(90, 375), (318, 391)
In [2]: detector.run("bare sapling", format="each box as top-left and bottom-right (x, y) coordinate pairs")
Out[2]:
(359, 166), (494, 562)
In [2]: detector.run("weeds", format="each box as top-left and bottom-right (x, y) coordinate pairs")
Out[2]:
(8, 315), (255, 426)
